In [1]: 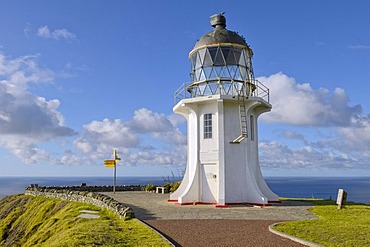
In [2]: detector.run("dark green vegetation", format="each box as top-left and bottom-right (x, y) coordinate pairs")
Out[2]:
(0, 194), (170, 247)
(163, 181), (181, 193)
(145, 181), (181, 193)
(274, 199), (370, 247)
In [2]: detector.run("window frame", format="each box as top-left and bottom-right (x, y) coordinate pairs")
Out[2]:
(204, 113), (213, 139)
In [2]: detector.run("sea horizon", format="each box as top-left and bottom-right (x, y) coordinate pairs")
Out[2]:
(1, 176), (369, 205)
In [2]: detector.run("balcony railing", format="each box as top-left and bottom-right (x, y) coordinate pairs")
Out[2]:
(174, 79), (269, 105)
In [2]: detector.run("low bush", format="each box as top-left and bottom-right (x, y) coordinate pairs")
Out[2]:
(145, 184), (156, 192)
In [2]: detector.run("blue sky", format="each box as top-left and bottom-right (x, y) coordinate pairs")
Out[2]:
(1, 1), (370, 177)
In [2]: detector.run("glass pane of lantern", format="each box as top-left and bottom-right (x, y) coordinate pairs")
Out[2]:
(191, 87), (198, 97)
(199, 69), (206, 81)
(214, 66), (223, 77)
(223, 66), (231, 78)
(239, 50), (247, 66)
(190, 72), (195, 82)
(239, 66), (247, 80)
(235, 66), (243, 80)
(203, 84), (212, 95)
(233, 48), (241, 65)
(214, 47), (225, 66)
(198, 48), (206, 65)
(220, 66), (230, 78)
(195, 68), (201, 81)
(228, 65), (238, 79)
(208, 47), (218, 64)
(195, 87), (201, 97)
(198, 84), (206, 95)
(209, 68), (217, 79)
(195, 52), (202, 69)
(226, 47), (237, 64)
(221, 47), (231, 64)
(222, 81), (232, 95)
(234, 82), (243, 94)
(208, 82), (218, 94)
(203, 48), (213, 66)
(203, 66), (213, 79)
(191, 53), (197, 68)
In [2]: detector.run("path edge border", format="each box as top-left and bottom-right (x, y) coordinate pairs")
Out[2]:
(269, 222), (324, 247)
(136, 219), (175, 247)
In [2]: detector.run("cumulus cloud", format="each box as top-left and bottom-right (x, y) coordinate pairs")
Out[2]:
(259, 140), (360, 171)
(71, 108), (187, 167)
(257, 72), (370, 172)
(129, 108), (187, 145)
(328, 117), (370, 155)
(37, 26), (76, 40)
(1, 138), (51, 164)
(0, 53), (186, 168)
(258, 72), (362, 126)
(75, 118), (140, 155)
(131, 108), (173, 133)
(0, 53), (54, 86)
(0, 52), (77, 163)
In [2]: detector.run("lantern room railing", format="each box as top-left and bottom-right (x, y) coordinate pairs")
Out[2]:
(174, 79), (269, 105)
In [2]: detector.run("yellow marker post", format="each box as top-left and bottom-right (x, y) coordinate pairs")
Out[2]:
(103, 150), (121, 194)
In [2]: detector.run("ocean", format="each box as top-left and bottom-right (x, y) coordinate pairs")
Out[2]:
(0, 176), (369, 205)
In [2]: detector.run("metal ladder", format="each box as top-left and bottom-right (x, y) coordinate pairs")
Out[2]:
(230, 86), (248, 144)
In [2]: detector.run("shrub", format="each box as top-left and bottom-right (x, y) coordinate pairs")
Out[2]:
(170, 181), (181, 192)
(145, 184), (156, 192)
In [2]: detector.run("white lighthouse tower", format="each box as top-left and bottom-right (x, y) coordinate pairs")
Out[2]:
(170, 13), (278, 207)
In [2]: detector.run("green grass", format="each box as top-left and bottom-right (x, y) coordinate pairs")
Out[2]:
(0, 194), (170, 247)
(274, 199), (370, 246)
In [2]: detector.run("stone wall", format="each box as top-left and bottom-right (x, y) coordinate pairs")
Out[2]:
(25, 186), (139, 219)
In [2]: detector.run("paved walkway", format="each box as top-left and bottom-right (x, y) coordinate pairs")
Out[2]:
(103, 192), (318, 246)
(103, 191), (317, 221)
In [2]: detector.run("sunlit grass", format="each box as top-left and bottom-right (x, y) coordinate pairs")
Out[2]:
(274, 198), (370, 246)
(0, 194), (170, 246)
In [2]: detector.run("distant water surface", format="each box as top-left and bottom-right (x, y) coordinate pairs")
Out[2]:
(0, 176), (369, 205)
(266, 177), (370, 205)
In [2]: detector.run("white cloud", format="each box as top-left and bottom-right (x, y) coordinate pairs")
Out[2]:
(0, 52), (77, 163)
(259, 140), (360, 170)
(130, 108), (186, 144)
(329, 117), (370, 154)
(258, 72), (362, 126)
(37, 25), (76, 41)
(131, 108), (173, 133)
(1, 138), (50, 164)
(0, 54), (186, 168)
(71, 108), (187, 167)
(256, 72), (370, 172)
(76, 118), (140, 153)
(0, 53), (54, 86)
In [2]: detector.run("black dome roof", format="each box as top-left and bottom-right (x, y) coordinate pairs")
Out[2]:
(193, 13), (248, 50)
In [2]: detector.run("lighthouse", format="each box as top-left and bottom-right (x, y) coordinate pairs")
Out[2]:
(170, 13), (278, 206)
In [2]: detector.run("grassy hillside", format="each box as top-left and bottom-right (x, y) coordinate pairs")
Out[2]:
(274, 199), (370, 246)
(0, 194), (170, 247)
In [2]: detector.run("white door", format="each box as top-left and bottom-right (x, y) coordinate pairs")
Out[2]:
(201, 164), (217, 203)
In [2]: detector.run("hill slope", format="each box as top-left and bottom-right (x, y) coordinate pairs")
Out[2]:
(0, 194), (169, 247)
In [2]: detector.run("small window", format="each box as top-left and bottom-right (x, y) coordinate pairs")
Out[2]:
(204, 113), (212, 139)
(250, 115), (254, 141)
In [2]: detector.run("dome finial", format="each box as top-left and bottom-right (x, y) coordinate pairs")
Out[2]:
(210, 12), (226, 28)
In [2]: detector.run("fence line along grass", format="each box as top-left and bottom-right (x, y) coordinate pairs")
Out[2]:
(274, 199), (370, 247)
